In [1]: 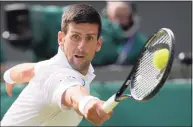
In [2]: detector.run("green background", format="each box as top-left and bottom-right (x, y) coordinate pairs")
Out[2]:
(1, 80), (192, 126)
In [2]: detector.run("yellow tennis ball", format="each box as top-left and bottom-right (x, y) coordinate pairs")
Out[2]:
(153, 48), (170, 71)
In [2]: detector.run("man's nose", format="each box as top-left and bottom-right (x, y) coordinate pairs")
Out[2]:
(77, 40), (87, 51)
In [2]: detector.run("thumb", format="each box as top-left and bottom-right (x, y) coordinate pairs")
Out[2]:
(5, 83), (15, 97)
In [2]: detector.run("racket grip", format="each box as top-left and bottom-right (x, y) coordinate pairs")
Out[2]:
(102, 94), (119, 113)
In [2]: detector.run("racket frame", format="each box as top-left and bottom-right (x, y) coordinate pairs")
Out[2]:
(115, 28), (175, 102)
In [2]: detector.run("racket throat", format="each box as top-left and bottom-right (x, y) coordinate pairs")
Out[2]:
(115, 94), (132, 102)
(116, 80), (131, 98)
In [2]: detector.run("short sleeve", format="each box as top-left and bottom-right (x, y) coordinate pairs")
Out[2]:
(50, 69), (85, 112)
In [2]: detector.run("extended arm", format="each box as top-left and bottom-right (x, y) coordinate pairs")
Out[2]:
(6, 63), (36, 83)
(3, 63), (37, 97)
(50, 71), (113, 126)
(61, 85), (112, 125)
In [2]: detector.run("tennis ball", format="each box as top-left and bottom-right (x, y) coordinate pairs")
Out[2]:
(153, 48), (169, 71)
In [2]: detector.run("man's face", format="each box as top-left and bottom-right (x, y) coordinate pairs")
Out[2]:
(58, 22), (102, 74)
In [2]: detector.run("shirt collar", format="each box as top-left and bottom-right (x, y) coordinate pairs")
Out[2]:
(53, 47), (95, 79)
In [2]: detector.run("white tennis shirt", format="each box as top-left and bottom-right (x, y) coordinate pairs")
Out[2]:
(1, 47), (96, 126)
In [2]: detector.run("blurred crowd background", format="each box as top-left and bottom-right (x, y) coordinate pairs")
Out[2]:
(0, 1), (192, 126)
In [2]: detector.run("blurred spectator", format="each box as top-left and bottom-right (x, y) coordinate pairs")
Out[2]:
(91, 11), (126, 66)
(3, 3), (146, 65)
(96, 1), (147, 65)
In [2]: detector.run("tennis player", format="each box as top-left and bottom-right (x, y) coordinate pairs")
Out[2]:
(1, 4), (113, 126)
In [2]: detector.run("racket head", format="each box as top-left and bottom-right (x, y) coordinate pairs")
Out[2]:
(129, 28), (175, 101)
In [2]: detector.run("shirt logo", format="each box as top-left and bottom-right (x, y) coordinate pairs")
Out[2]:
(66, 76), (76, 80)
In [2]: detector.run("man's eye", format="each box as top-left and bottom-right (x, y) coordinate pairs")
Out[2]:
(87, 36), (94, 41)
(72, 34), (80, 41)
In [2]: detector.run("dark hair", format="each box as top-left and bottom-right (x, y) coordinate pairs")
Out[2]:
(61, 4), (102, 38)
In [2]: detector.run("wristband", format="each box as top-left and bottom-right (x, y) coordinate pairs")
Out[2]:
(3, 69), (16, 84)
(78, 96), (99, 115)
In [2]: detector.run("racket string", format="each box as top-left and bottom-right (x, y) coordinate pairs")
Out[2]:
(134, 35), (169, 96)
(132, 31), (172, 99)
(152, 34), (170, 47)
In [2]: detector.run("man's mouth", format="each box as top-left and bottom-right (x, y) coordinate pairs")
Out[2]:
(74, 55), (84, 58)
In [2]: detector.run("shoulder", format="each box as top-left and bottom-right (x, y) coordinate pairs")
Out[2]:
(33, 59), (85, 85)
(53, 67), (81, 78)
(34, 60), (50, 74)
(48, 67), (85, 86)
(32, 66), (85, 91)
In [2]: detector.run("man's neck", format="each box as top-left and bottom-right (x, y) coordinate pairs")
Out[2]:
(79, 67), (89, 76)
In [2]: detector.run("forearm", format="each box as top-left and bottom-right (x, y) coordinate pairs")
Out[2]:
(6, 63), (36, 84)
(62, 85), (90, 115)
(61, 85), (111, 125)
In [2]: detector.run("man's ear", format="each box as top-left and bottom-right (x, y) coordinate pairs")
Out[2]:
(96, 36), (102, 52)
(58, 31), (65, 46)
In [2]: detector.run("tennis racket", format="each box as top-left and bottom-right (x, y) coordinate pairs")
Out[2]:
(102, 28), (175, 113)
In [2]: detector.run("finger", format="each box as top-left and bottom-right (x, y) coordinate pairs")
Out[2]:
(96, 102), (109, 118)
(5, 83), (14, 97)
(95, 103), (111, 123)
(104, 113), (112, 121)
(87, 116), (102, 126)
(108, 111), (113, 116)
(85, 103), (104, 125)
(86, 107), (102, 125)
(86, 112), (102, 126)
(101, 109), (113, 121)
(106, 111), (113, 120)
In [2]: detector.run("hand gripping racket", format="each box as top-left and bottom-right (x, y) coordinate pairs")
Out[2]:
(102, 28), (175, 113)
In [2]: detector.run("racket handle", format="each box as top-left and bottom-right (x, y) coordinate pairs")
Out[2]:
(102, 94), (119, 113)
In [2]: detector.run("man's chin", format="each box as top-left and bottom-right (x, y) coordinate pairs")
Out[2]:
(69, 59), (90, 73)
(71, 63), (87, 72)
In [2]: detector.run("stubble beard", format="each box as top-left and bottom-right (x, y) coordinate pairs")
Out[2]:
(69, 58), (90, 75)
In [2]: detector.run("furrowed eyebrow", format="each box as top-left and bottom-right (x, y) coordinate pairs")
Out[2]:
(86, 33), (97, 36)
(71, 31), (81, 35)
(71, 31), (97, 36)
